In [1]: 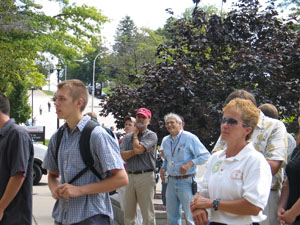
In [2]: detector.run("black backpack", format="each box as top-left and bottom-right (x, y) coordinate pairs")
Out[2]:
(55, 120), (117, 194)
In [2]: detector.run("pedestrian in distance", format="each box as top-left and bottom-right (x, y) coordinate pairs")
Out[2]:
(48, 101), (51, 112)
(0, 92), (34, 225)
(39, 104), (42, 115)
(42, 79), (128, 225)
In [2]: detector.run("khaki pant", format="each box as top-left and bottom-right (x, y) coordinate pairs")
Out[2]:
(124, 172), (156, 225)
(260, 190), (280, 225)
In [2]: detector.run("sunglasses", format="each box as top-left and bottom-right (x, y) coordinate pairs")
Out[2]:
(221, 117), (247, 126)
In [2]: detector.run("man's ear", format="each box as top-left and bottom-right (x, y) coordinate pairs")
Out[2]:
(76, 98), (84, 109)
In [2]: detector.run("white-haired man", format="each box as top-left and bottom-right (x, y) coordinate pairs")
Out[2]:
(160, 113), (210, 225)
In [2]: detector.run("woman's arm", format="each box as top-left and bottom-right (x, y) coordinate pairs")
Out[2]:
(190, 194), (261, 216)
(278, 178), (300, 224)
(277, 178), (290, 217)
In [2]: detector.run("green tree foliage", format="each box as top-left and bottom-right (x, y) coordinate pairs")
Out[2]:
(110, 16), (166, 86)
(0, 0), (107, 123)
(66, 42), (110, 85)
(100, 0), (300, 149)
(275, 0), (300, 19)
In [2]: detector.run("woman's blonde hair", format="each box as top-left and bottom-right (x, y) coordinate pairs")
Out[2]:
(223, 98), (260, 140)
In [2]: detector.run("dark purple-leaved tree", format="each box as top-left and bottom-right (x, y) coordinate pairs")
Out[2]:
(100, 0), (300, 149)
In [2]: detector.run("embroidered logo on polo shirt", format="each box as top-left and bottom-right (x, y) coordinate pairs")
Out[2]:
(230, 170), (243, 180)
(212, 160), (222, 173)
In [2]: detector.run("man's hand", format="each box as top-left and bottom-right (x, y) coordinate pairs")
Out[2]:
(133, 126), (139, 136)
(180, 161), (193, 175)
(192, 208), (208, 225)
(57, 183), (82, 199)
(50, 186), (61, 200)
(145, 147), (153, 153)
(160, 168), (166, 183)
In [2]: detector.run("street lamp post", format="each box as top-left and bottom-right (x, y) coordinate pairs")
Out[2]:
(56, 64), (62, 129)
(31, 85), (34, 125)
(92, 53), (101, 113)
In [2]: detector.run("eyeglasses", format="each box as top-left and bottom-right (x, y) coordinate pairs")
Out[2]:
(221, 117), (247, 127)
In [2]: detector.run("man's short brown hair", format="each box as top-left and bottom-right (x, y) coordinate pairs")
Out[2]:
(57, 79), (88, 112)
(258, 103), (278, 119)
(224, 89), (257, 106)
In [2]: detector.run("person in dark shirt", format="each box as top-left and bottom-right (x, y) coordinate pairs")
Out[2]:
(277, 112), (300, 225)
(0, 92), (34, 225)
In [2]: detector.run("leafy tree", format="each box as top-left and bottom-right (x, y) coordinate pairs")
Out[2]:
(101, 0), (300, 149)
(275, 0), (300, 19)
(0, 0), (107, 123)
(110, 16), (166, 86)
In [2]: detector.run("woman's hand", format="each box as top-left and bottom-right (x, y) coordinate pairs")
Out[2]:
(190, 193), (212, 212)
(279, 209), (297, 225)
(192, 208), (208, 225)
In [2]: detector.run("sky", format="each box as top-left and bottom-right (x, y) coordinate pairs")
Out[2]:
(38, 0), (235, 46)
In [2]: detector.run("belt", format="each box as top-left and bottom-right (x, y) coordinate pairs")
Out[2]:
(127, 169), (154, 174)
(169, 174), (195, 179)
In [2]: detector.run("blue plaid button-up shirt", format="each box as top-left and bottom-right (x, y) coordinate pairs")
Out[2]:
(42, 116), (124, 224)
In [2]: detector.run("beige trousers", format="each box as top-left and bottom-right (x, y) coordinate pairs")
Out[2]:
(124, 172), (156, 225)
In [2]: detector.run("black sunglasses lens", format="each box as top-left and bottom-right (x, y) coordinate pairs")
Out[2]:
(221, 118), (238, 125)
(228, 118), (238, 125)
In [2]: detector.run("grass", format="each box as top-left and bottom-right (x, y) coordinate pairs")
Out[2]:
(42, 90), (54, 96)
(102, 87), (111, 95)
(38, 139), (49, 146)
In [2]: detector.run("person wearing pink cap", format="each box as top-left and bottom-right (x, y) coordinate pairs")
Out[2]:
(120, 108), (158, 225)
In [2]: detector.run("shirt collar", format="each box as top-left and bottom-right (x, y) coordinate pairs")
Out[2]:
(63, 115), (90, 133)
(77, 115), (90, 132)
(0, 119), (14, 136)
(169, 130), (183, 141)
(222, 142), (252, 161)
(256, 111), (264, 129)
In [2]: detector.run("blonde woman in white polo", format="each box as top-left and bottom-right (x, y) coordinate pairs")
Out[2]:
(190, 98), (272, 225)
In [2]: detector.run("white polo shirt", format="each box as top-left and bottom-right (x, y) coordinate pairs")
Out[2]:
(199, 142), (272, 225)
(213, 111), (288, 191)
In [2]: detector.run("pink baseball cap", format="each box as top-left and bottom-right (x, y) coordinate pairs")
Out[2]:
(136, 108), (152, 119)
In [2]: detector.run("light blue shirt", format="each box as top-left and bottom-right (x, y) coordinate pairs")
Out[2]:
(162, 130), (210, 176)
(42, 116), (124, 224)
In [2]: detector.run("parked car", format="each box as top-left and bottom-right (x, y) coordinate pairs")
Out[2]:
(33, 143), (48, 185)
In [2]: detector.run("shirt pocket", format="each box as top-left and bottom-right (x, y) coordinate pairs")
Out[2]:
(175, 145), (187, 162)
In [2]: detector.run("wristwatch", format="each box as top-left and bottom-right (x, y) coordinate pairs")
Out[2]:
(212, 199), (220, 211)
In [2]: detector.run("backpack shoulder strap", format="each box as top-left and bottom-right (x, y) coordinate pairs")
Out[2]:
(55, 125), (65, 167)
(79, 120), (98, 167)
(68, 120), (101, 184)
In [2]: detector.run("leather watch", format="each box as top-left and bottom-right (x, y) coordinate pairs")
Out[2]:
(212, 199), (220, 211)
